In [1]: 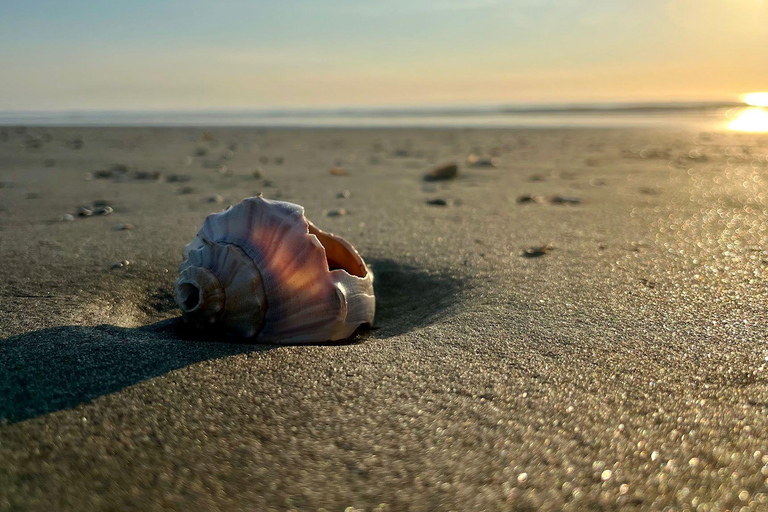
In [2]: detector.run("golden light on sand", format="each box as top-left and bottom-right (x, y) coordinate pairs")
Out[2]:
(729, 107), (768, 132)
(743, 92), (768, 107)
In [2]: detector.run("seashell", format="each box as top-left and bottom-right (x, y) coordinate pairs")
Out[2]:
(174, 196), (375, 343)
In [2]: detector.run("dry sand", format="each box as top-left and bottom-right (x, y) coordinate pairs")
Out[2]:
(1, 126), (768, 511)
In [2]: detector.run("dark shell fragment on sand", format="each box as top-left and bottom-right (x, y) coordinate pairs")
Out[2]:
(550, 195), (581, 205)
(424, 162), (458, 182)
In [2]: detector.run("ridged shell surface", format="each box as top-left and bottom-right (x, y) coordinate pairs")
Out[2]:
(177, 196), (375, 343)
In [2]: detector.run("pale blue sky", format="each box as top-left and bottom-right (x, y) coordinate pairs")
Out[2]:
(1, 0), (766, 110)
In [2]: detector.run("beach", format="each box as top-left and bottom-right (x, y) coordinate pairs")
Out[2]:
(1, 125), (768, 510)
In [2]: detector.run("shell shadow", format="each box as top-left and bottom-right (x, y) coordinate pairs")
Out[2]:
(0, 319), (270, 424)
(0, 261), (463, 423)
(366, 258), (465, 338)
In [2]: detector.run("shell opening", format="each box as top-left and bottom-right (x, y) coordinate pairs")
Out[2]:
(178, 282), (201, 312)
(308, 223), (368, 278)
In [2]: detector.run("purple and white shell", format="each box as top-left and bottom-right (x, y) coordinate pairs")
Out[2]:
(174, 196), (375, 343)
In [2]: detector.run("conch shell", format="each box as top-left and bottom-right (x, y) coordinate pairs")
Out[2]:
(174, 196), (375, 343)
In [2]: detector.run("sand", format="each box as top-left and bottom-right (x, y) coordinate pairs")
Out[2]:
(1, 125), (767, 511)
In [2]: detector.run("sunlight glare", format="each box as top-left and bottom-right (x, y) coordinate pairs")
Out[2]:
(743, 92), (768, 107)
(729, 107), (768, 132)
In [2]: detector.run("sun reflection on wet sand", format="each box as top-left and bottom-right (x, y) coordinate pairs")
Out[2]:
(743, 92), (768, 108)
(728, 107), (768, 132)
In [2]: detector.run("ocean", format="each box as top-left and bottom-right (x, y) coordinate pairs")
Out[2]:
(0, 102), (763, 132)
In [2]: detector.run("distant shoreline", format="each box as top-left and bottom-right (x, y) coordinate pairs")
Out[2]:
(0, 102), (752, 129)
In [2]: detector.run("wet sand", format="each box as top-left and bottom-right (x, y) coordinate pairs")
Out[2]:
(1, 126), (768, 510)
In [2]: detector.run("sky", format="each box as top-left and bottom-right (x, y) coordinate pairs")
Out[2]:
(1, 0), (767, 110)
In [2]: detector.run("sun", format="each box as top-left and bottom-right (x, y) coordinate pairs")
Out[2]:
(743, 92), (768, 107)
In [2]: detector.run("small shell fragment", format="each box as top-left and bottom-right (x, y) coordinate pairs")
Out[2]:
(111, 260), (131, 269)
(523, 245), (553, 258)
(467, 154), (499, 167)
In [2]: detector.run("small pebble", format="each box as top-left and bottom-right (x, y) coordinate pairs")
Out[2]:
(330, 167), (348, 176)
(327, 208), (348, 217)
(111, 260), (130, 270)
(166, 174), (191, 183)
(551, 195), (581, 205)
(222, 150), (235, 160)
(61, 214), (75, 222)
(94, 169), (114, 179)
(424, 162), (458, 181)
(337, 190), (351, 198)
(114, 223), (135, 231)
(426, 198), (450, 206)
(133, 170), (160, 181)
(517, 194), (540, 204)
(95, 206), (113, 216)
(77, 206), (94, 217)
(207, 194), (224, 203)
(523, 245), (553, 258)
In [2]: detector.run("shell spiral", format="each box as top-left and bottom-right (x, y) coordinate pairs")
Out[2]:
(174, 197), (375, 343)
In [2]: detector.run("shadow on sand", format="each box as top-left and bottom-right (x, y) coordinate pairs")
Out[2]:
(367, 258), (464, 338)
(0, 259), (464, 424)
(0, 319), (267, 424)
